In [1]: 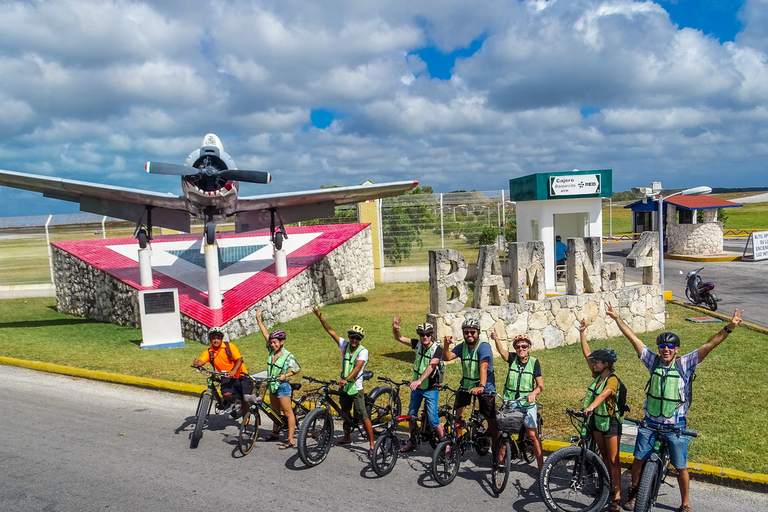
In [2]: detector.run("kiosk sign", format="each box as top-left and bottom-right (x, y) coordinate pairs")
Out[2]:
(753, 231), (768, 261)
(549, 174), (601, 197)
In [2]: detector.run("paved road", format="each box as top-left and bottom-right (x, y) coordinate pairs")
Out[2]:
(1, 366), (766, 512)
(602, 239), (768, 328)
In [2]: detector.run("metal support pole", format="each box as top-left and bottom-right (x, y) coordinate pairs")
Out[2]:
(45, 215), (54, 284)
(440, 193), (444, 249)
(204, 240), (222, 310)
(658, 196), (665, 286)
(138, 246), (153, 287)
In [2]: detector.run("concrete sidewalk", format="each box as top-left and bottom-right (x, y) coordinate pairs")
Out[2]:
(2, 355), (767, 492)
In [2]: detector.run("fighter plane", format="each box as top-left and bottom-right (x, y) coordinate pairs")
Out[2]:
(0, 133), (418, 250)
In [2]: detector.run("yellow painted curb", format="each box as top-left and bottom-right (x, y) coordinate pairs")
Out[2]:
(668, 301), (768, 335)
(0, 356), (205, 396)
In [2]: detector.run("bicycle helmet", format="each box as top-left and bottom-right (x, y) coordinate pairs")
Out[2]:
(416, 322), (434, 336)
(461, 318), (480, 330)
(513, 333), (531, 348)
(208, 326), (224, 338)
(656, 332), (680, 347)
(269, 329), (286, 341)
(588, 348), (618, 363)
(347, 325), (365, 339)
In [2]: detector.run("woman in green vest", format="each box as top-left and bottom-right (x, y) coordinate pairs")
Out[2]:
(578, 319), (621, 512)
(256, 310), (301, 449)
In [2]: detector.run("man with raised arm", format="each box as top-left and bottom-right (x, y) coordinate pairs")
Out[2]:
(443, 318), (498, 448)
(312, 306), (376, 458)
(605, 302), (743, 512)
(392, 315), (446, 452)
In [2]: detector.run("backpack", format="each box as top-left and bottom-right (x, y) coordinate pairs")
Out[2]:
(209, 341), (235, 366)
(432, 359), (446, 385)
(613, 374), (630, 417)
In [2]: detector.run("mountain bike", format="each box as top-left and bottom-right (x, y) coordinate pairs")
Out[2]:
(370, 379), (451, 477)
(296, 372), (399, 467)
(492, 397), (544, 495)
(431, 387), (493, 486)
(539, 408), (610, 512)
(237, 374), (322, 456)
(190, 366), (233, 449)
(624, 418), (697, 512)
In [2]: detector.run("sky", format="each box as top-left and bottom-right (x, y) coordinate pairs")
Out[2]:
(1, 0), (767, 217)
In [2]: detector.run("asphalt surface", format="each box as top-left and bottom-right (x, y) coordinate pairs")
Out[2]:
(602, 239), (768, 328)
(1, 365), (766, 512)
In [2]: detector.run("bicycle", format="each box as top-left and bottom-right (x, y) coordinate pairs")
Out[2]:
(623, 418), (697, 512)
(431, 386), (493, 486)
(492, 397), (544, 495)
(370, 379), (451, 477)
(237, 374), (322, 456)
(190, 366), (234, 449)
(296, 372), (400, 467)
(538, 408), (610, 512)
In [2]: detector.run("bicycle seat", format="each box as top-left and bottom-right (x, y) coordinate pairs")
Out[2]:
(290, 383), (302, 391)
(362, 370), (373, 381)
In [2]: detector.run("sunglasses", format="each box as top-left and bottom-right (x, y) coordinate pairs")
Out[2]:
(463, 330), (478, 336)
(657, 343), (677, 350)
(349, 335), (362, 341)
(514, 345), (530, 350)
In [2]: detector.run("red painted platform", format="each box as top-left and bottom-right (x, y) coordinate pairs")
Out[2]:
(52, 224), (368, 327)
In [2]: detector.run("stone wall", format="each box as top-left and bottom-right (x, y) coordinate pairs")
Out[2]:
(427, 232), (665, 353)
(52, 227), (375, 343)
(667, 221), (723, 255)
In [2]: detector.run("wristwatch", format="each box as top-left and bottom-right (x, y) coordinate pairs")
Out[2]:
(723, 327), (733, 334)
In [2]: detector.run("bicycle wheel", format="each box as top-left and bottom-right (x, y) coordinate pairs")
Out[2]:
(473, 416), (492, 456)
(492, 437), (512, 495)
(372, 432), (400, 476)
(367, 386), (401, 436)
(297, 407), (333, 467)
(432, 439), (460, 486)
(237, 408), (259, 455)
(538, 445), (610, 512)
(521, 414), (543, 463)
(634, 459), (661, 512)
(294, 392), (322, 423)
(190, 391), (212, 449)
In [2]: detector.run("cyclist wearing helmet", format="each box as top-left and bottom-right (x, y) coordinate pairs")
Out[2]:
(443, 317), (498, 448)
(192, 327), (253, 419)
(605, 302), (744, 512)
(392, 315), (446, 452)
(312, 306), (375, 457)
(255, 310), (301, 449)
(578, 319), (621, 511)
(490, 328), (544, 470)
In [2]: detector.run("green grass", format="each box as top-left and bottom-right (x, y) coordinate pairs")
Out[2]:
(1, 286), (767, 473)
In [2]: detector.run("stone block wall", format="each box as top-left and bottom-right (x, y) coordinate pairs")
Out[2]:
(667, 221), (723, 255)
(52, 227), (375, 343)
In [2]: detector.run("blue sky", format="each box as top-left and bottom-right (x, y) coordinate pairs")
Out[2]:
(0, 0), (767, 218)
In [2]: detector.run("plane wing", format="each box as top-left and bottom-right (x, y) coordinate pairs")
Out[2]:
(0, 169), (191, 231)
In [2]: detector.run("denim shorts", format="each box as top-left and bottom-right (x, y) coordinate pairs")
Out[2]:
(509, 400), (538, 429)
(272, 381), (292, 399)
(408, 387), (441, 427)
(633, 419), (690, 469)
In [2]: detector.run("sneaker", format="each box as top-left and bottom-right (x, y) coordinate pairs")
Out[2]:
(623, 485), (637, 511)
(677, 506), (691, 512)
(222, 402), (235, 415)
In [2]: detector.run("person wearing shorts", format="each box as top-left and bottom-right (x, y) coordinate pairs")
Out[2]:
(443, 317), (498, 450)
(313, 307), (375, 457)
(392, 316), (446, 452)
(192, 327), (252, 419)
(255, 310), (301, 449)
(491, 328), (544, 470)
(606, 302), (744, 512)
(578, 319), (622, 511)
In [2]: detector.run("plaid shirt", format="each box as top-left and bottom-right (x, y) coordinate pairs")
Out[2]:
(639, 346), (699, 425)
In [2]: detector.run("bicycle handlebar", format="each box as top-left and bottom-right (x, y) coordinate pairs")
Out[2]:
(192, 366), (229, 378)
(376, 376), (410, 387)
(624, 417), (697, 437)
(565, 408), (588, 419)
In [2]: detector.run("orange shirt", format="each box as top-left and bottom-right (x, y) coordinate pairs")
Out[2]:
(198, 342), (247, 377)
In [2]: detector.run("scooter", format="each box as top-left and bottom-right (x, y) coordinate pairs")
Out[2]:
(680, 267), (720, 311)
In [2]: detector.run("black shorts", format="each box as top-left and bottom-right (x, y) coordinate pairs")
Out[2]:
(589, 416), (622, 438)
(220, 375), (254, 400)
(454, 390), (496, 419)
(339, 391), (370, 423)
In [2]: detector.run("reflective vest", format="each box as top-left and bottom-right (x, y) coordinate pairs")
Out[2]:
(583, 374), (617, 432)
(266, 349), (292, 393)
(646, 362), (684, 418)
(342, 344), (365, 395)
(460, 341), (487, 389)
(503, 355), (537, 405)
(412, 342), (439, 390)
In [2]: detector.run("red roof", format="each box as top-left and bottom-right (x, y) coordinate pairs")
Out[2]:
(665, 196), (742, 210)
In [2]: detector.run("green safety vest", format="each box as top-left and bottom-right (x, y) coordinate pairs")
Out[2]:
(582, 374), (617, 432)
(266, 349), (292, 394)
(412, 342), (439, 390)
(460, 341), (487, 389)
(646, 362), (684, 418)
(503, 355), (538, 405)
(342, 343), (365, 395)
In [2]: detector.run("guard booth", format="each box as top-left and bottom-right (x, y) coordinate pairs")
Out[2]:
(509, 170), (612, 290)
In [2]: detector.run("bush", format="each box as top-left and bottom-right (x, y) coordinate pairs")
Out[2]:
(478, 226), (499, 246)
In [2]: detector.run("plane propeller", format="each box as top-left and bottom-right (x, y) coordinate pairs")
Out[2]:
(145, 161), (272, 184)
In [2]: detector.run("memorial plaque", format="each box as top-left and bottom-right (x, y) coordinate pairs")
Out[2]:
(138, 288), (185, 349)
(143, 291), (176, 314)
